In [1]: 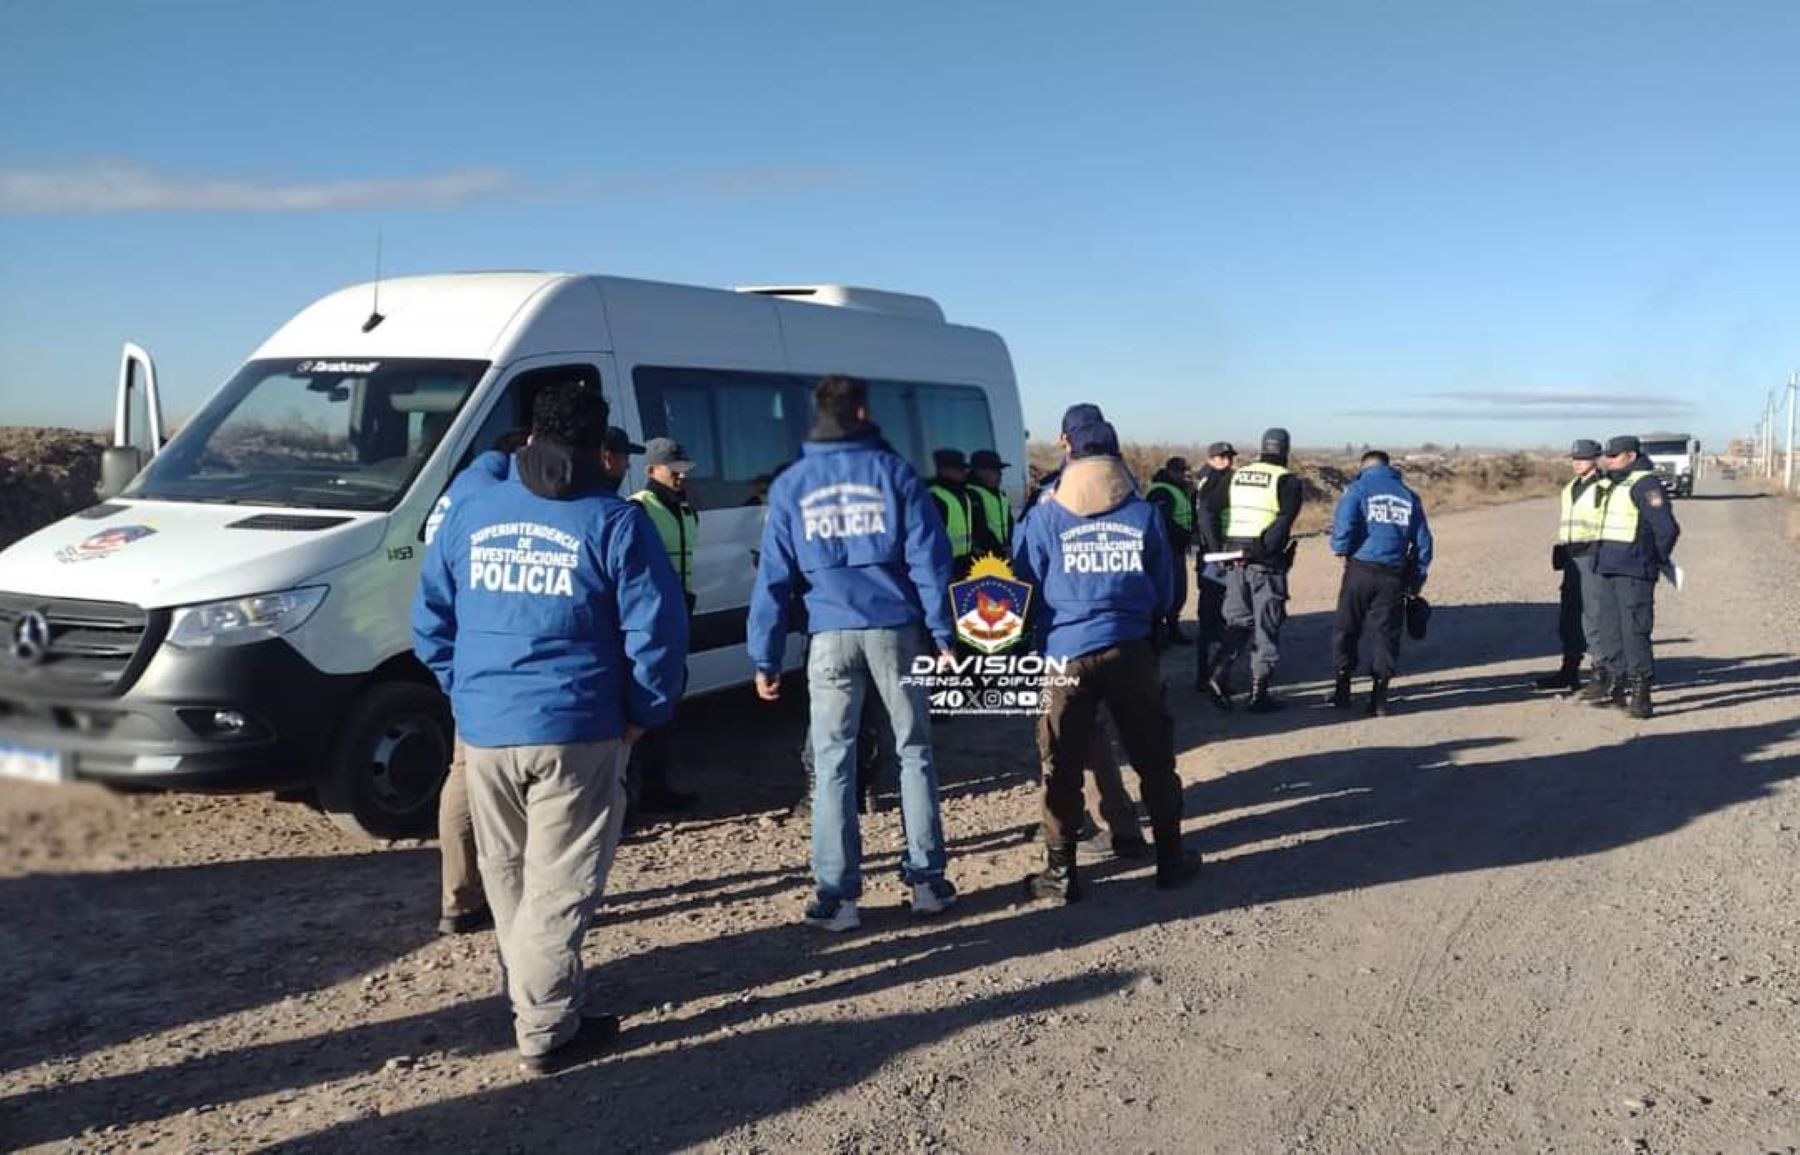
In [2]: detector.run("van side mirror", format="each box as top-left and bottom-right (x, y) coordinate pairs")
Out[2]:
(98, 446), (145, 499)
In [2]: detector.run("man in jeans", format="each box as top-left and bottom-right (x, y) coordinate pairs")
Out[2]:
(413, 383), (688, 1075)
(747, 373), (959, 932)
(1012, 411), (1201, 902)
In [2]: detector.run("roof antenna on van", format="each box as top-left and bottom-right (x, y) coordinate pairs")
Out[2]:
(361, 231), (386, 333)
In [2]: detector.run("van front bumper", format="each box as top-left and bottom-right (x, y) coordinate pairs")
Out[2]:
(0, 637), (361, 792)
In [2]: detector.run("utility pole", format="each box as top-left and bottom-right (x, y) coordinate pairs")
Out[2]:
(1786, 371), (1797, 494)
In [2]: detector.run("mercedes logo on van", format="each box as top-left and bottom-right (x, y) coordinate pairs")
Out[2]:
(11, 610), (51, 665)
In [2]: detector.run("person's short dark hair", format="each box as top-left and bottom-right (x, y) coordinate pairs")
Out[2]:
(1361, 450), (1391, 467)
(530, 382), (609, 450)
(815, 374), (868, 423)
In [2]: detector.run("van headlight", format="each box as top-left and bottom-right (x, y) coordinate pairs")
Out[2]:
(166, 587), (328, 650)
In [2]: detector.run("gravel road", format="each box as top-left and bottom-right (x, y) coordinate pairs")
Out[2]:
(2, 482), (1796, 1154)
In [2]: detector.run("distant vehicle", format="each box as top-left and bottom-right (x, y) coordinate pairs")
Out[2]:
(1719, 465), (1738, 481)
(1639, 432), (1700, 498)
(0, 273), (1025, 838)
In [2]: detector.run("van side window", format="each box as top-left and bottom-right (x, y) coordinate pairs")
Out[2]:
(633, 367), (808, 509)
(458, 363), (602, 473)
(796, 377), (996, 478)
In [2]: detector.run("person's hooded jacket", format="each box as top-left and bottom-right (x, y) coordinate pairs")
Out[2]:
(1012, 455), (1173, 661)
(746, 417), (954, 675)
(1329, 463), (1434, 587)
(412, 439), (689, 747)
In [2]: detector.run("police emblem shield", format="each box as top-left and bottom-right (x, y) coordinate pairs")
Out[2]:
(949, 555), (1033, 654)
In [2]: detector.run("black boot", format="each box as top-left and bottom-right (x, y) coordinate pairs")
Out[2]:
(1365, 676), (1390, 717)
(1625, 675), (1654, 719)
(1025, 839), (1081, 904)
(1152, 820), (1202, 890)
(1577, 670), (1615, 706)
(1247, 678), (1285, 714)
(1535, 655), (1583, 691)
(1329, 670), (1352, 708)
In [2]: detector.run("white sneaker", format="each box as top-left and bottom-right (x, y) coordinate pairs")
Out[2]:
(909, 879), (959, 916)
(803, 898), (860, 932)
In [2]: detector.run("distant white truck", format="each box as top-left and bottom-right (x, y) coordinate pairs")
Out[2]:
(1639, 432), (1700, 498)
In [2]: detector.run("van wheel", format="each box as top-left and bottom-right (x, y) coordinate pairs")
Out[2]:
(316, 681), (451, 840)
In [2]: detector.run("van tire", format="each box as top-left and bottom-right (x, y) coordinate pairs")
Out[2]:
(316, 681), (452, 841)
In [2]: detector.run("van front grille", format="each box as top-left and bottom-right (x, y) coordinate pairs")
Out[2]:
(0, 594), (161, 698)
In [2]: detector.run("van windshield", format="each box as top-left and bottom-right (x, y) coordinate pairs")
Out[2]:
(1641, 440), (1690, 456)
(127, 358), (488, 510)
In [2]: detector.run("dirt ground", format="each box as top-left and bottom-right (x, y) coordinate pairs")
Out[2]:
(2, 482), (1797, 1154)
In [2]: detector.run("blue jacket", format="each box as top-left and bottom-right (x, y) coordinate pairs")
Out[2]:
(1594, 469), (1680, 581)
(747, 430), (955, 674)
(424, 450), (510, 545)
(412, 459), (689, 747)
(1011, 461), (1173, 661)
(1330, 464), (1434, 587)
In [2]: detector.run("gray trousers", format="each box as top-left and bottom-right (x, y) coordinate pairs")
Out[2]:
(464, 740), (629, 1057)
(438, 738), (486, 919)
(1220, 565), (1289, 680)
(1588, 571), (1657, 680)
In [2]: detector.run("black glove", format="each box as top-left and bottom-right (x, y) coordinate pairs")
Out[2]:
(1551, 543), (1568, 572)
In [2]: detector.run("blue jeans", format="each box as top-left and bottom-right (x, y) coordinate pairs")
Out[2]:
(807, 626), (947, 902)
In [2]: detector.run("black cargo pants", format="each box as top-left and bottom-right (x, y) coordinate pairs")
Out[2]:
(1331, 558), (1408, 679)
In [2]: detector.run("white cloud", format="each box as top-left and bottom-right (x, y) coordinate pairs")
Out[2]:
(0, 161), (856, 216)
(0, 161), (516, 215)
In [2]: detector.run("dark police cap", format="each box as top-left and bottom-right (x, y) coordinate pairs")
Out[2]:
(1207, 441), (1238, 459)
(1604, 435), (1641, 456)
(1569, 439), (1602, 461)
(643, 437), (695, 470)
(1261, 427), (1291, 457)
(969, 448), (1010, 471)
(602, 427), (645, 455)
(1068, 419), (1120, 459)
(1164, 456), (1190, 473)
(933, 447), (969, 470)
(1060, 403), (1105, 437)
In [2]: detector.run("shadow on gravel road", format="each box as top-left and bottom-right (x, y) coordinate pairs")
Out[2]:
(6, 705), (1794, 1149)
(1183, 713), (1800, 912)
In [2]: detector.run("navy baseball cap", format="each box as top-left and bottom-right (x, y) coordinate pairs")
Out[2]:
(1570, 439), (1602, 460)
(932, 447), (969, 470)
(1207, 441), (1237, 459)
(969, 448), (1010, 470)
(602, 427), (645, 455)
(1060, 403), (1105, 437)
(1604, 435), (1641, 456)
(1068, 419), (1120, 459)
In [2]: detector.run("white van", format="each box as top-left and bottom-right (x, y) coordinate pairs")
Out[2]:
(0, 272), (1025, 837)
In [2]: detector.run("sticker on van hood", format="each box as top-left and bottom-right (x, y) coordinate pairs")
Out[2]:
(55, 524), (157, 564)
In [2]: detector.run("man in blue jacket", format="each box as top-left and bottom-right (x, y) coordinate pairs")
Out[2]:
(1012, 413), (1201, 903)
(413, 383), (688, 1076)
(1328, 451), (1434, 716)
(747, 373), (959, 932)
(1577, 435), (1680, 718)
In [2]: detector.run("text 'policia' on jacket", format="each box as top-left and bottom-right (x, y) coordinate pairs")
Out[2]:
(1011, 458), (1175, 662)
(1329, 464), (1435, 583)
(746, 429), (955, 674)
(412, 459), (690, 748)
(1594, 465), (1681, 581)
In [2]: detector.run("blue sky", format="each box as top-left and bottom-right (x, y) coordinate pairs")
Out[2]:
(2, 1), (1795, 451)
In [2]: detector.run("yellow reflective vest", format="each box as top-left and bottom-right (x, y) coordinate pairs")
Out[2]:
(1597, 467), (1656, 544)
(1146, 481), (1195, 534)
(1557, 476), (1608, 545)
(630, 490), (699, 592)
(928, 483), (974, 559)
(1224, 462), (1290, 539)
(968, 483), (1013, 552)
